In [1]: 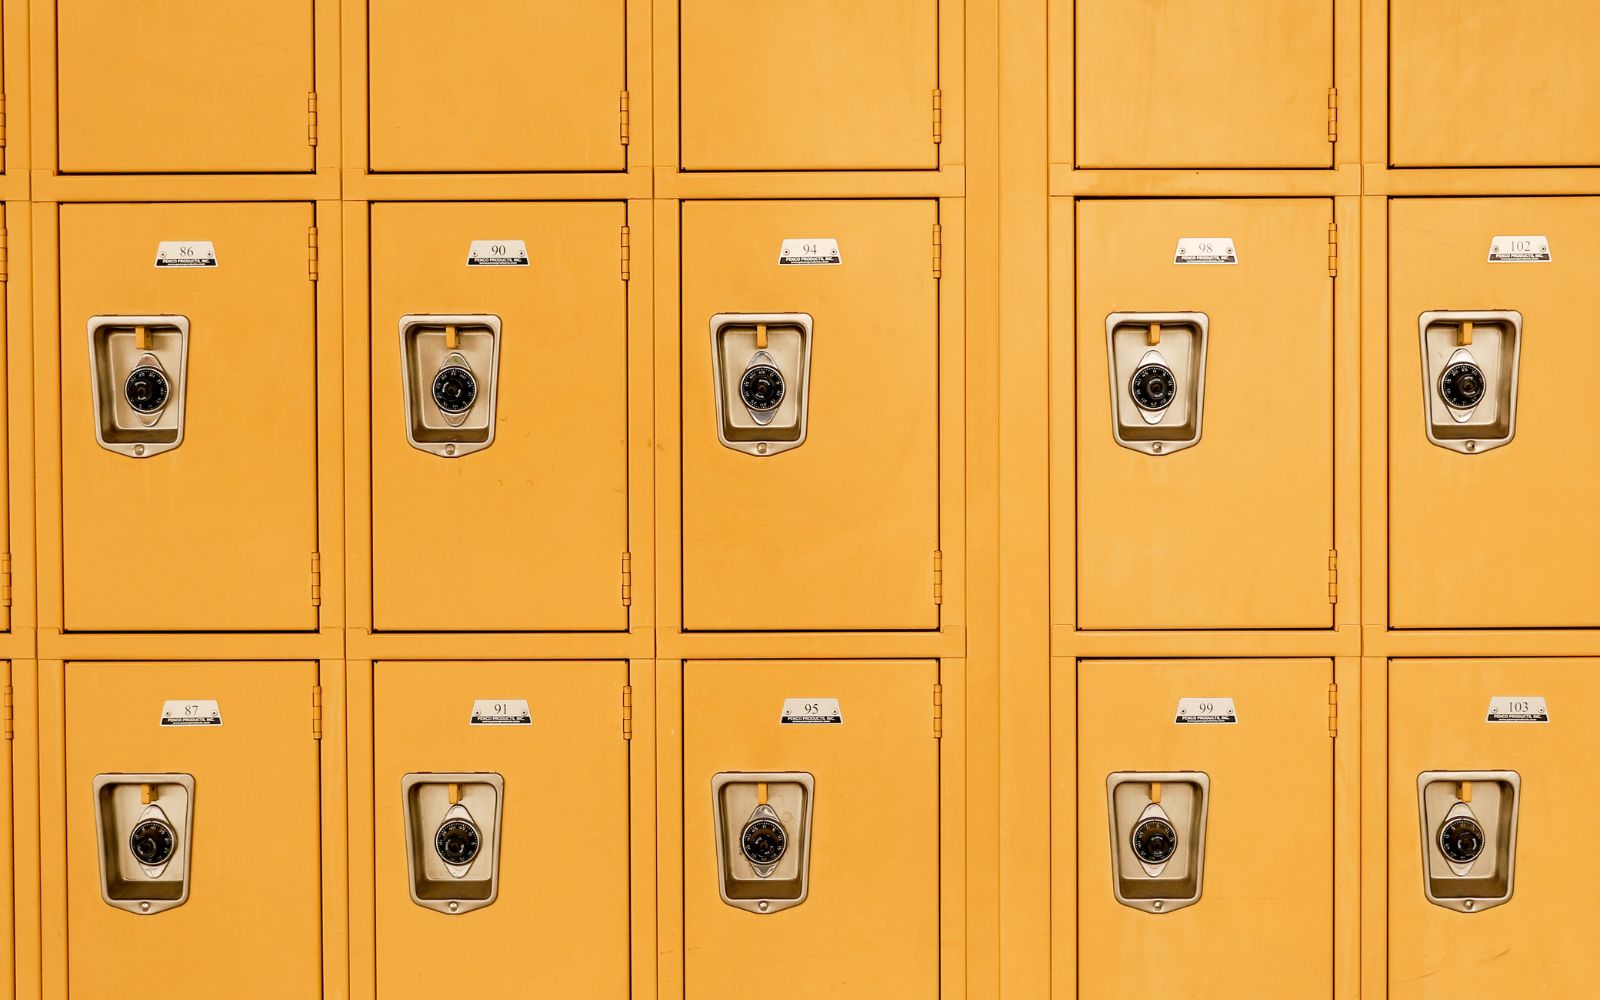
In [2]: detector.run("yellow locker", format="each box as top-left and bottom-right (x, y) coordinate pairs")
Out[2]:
(59, 203), (320, 632)
(1388, 198), (1600, 628)
(1076, 659), (1335, 998)
(54, 1), (315, 173)
(1075, 199), (1335, 630)
(368, 3), (625, 172)
(1073, 0), (1334, 168)
(681, 201), (941, 631)
(1388, 659), (1600, 997)
(679, 1), (939, 170)
(373, 661), (630, 999)
(64, 661), (322, 998)
(1390, 1), (1600, 167)
(684, 660), (940, 999)
(370, 203), (629, 632)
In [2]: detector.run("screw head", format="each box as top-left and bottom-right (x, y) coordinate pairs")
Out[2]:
(134, 444), (146, 456)
(758, 900), (769, 912)
(1153, 900), (1163, 911)
(139, 901), (150, 912)
(449, 901), (459, 912)
(1152, 442), (1163, 454)
(445, 443), (457, 456)
(1464, 899), (1474, 911)
(757, 443), (768, 455)
(1466, 441), (1477, 453)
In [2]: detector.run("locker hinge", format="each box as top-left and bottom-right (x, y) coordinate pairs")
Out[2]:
(0, 227), (9, 283)
(311, 686), (323, 740)
(622, 685), (634, 741)
(307, 92), (319, 148)
(1327, 222), (1339, 278)
(619, 91), (631, 147)
(1, 552), (12, 607)
(0, 93), (8, 148)
(310, 552), (322, 607)
(307, 227), (319, 282)
(621, 551), (633, 607)
(1328, 683), (1338, 739)
(1326, 88), (1338, 144)
(933, 683), (944, 739)
(2, 686), (11, 740)
(932, 224), (943, 279)
(933, 549), (944, 605)
(932, 88), (943, 145)
(620, 225), (631, 282)
(1327, 549), (1338, 605)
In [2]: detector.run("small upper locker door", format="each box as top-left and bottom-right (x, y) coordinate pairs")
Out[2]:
(1390, 1), (1600, 166)
(679, 0), (940, 170)
(368, 2), (626, 171)
(55, 1), (315, 172)
(1074, 0), (1335, 168)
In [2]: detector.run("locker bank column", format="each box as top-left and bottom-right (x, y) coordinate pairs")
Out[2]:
(339, 3), (654, 999)
(654, 2), (968, 997)
(1363, 5), (1600, 997)
(25, 2), (345, 996)
(1047, 0), (1363, 996)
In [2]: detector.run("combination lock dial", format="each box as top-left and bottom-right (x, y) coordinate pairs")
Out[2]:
(1131, 816), (1178, 865)
(432, 365), (479, 415)
(740, 364), (786, 413)
(1438, 816), (1486, 866)
(740, 817), (788, 867)
(434, 818), (482, 867)
(1438, 361), (1487, 410)
(124, 366), (171, 414)
(129, 818), (177, 867)
(1130, 362), (1177, 412)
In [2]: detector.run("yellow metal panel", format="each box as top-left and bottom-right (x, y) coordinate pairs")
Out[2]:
(1388, 658), (1600, 996)
(64, 661), (321, 998)
(680, 200), (940, 631)
(1388, 198), (1600, 628)
(679, 1), (939, 170)
(683, 660), (939, 999)
(59, 203), (319, 631)
(1390, 1), (1600, 167)
(1074, 0), (1334, 168)
(55, 1), (315, 173)
(369, 202), (629, 632)
(1077, 659), (1335, 998)
(368, 3), (625, 172)
(1076, 199), (1335, 629)
(373, 661), (629, 999)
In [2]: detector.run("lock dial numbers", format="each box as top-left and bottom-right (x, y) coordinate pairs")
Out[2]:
(1438, 361), (1488, 410)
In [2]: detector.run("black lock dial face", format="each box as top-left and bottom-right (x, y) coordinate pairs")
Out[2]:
(1130, 363), (1178, 411)
(1131, 816), (1178, 865)
(432, 365), (478, 415)
(740, 817), (788, 867)
(129, 818), (177, 867)
(740, 364), (786, 412)
(1438, 816), (1486, 865)
(1439, 361), (1488, 410)
(124, 366), (171, 414)
(435, 818), (481, 867)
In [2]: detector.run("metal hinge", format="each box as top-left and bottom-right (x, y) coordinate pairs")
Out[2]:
(933, 550), (944, 605)
(620, 226), (631, 282)
(619, 91), (631, 147)
(1326, 88), (1338, 144)
(310, 552), (322, 607)
(932, 89), (943, 145)
(1327, 549), (1338, 605)
(1327, 222), (1338, 278)
(307, 227), (319, 282)
(3, 686), (12, 740)
(0, 227), (9, 283)
(621, 551), (633, 607)
(933, 683), (944, 739)
(1328, 683), (1338, 739)
(312, 686), (323, 740)
(622, 685), (633, 741)
(1, 552), (11, 607)
(0, 94), (8, 148)
(307, 92), (319, 148)
(932, 224), (942, 279)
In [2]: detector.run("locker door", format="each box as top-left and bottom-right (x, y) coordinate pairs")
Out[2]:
(368, 2), (626, 171)
(1074, 0), (1334, 168)
(1388, 198), (1600, 627)
(370, 203), (629, 631)
(373, 661), (630, 999)
(1390, 1), (1600, 166)
(1077, 659), (1335, 999)
(679, 1), (939, 170)
(59, 203), (320, 631)
(1388, 659), (1600, 997)
(55, 1), (315, 172)
(1076, 199), (1336, 629)
(681, 200), (941, 631)
(684, 660), (940, 999)
(65, 661), (322, 998)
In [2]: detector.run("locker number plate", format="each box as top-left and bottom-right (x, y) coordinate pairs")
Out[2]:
(781, 698), (843, 725)
(1174, 697), (1238, 724)
(1486, 696), (1549, 723)
(1173, 237), (1237, 265)
(154, 241), (218, 268)
(1487, 235), (1551, 263)
(779, 238), (842, 266)
(469, 699), (532, 726)
(160, 700), (222, 726)
(467, 240), (530, 267)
